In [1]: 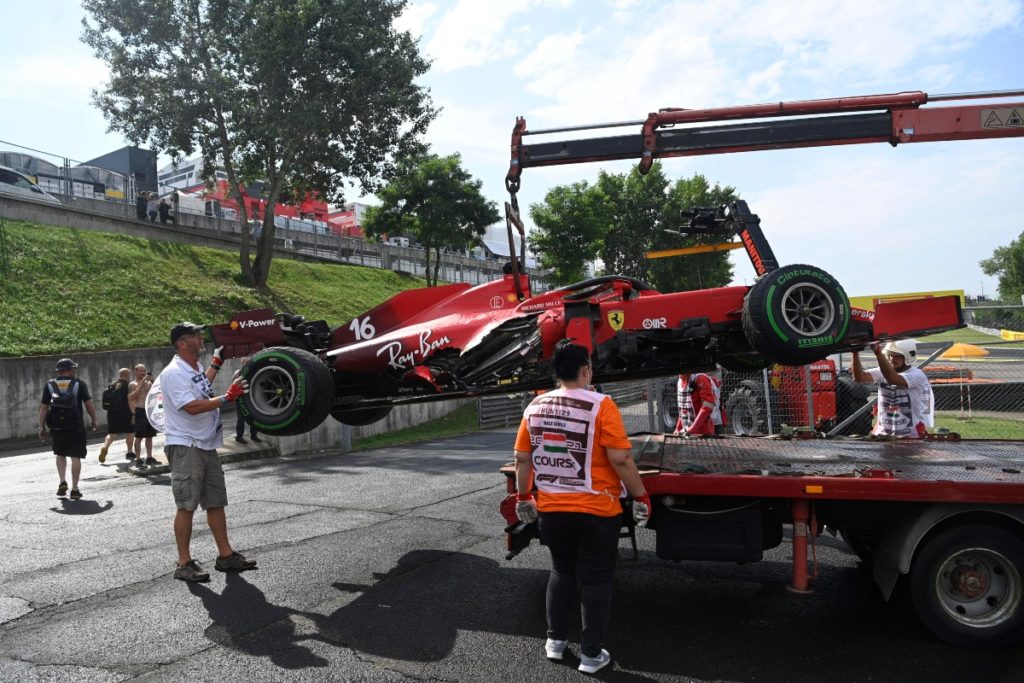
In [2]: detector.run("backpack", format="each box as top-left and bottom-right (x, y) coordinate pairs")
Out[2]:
(45, 379), (82, 431)
(101, 383), (116, 410)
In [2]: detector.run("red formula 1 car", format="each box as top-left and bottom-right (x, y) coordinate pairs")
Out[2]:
(208, 200), (963, 435)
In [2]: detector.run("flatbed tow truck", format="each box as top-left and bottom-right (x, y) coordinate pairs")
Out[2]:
(499, 88), (1024, 649)
(501, 434), (1024, 649)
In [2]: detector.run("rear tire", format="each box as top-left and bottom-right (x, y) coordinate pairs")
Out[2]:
(910, 524), (1024, 648)
(240, 346), (333, 436)
(743, 264), (850, 366)
(833, 376), (874, 435)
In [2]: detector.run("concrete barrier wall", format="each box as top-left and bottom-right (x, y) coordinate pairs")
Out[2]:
(1, 346), (467, 455)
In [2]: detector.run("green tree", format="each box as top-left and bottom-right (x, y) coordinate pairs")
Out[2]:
(528, 181), (605, 286)
(596, 164), (670, 282)
(979, 230), (1024, 326)
(363, 153), (499, 286)
(82, 0), (436, 287)
(648, 174), (738, 292)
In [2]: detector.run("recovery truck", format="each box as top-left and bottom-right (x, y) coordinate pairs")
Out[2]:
(499, 88), (1024, 649)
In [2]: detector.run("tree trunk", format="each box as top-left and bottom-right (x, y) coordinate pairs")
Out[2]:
(424, 246), (433, 286)
(432, 246), (443, 286)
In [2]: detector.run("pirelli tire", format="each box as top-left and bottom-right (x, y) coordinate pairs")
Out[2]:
(240, 346), (334, 436)
(742, 264), (850, 366)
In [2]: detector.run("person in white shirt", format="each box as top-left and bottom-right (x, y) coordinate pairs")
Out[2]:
(852, 339), (934, 438)
(160, 321), (256, 582)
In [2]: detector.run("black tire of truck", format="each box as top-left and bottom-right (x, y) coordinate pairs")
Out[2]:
(330, 405), (394, 426)
(240, 346), (334, 436)
(742, 264), (850, 366)
(909, 524), (1024, 649)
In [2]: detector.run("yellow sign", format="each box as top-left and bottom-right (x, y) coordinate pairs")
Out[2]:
(1001, 329), (1024, 341)
(848, 289), (965, 312)
(607, 310), (625, 331)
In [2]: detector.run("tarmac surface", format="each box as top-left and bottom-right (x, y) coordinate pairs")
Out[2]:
(1, 429), (1023, 682)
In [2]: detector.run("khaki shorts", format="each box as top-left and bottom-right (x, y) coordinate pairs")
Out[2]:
(167, 444), (228, 511)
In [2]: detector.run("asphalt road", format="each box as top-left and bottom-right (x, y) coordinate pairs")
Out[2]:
(1, 430), (1022, 682)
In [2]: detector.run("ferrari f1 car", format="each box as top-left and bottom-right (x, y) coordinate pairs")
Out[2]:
(208, 200), (963, 435)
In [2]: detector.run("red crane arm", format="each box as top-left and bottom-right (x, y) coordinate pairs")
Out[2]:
(505, 89), (1024, 191)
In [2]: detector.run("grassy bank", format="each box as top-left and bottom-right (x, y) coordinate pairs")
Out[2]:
(0, 219), (425, 356)
(350, 402), (482, 451)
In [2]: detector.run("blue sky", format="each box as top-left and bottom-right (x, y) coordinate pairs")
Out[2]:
(2, 0), (1023, 298)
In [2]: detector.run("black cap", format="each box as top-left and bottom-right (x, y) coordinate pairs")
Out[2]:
(55, 358), (77, 371)
(170, 322), (206, 345)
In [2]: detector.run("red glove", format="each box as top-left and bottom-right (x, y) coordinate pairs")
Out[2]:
(632, 492), (652, 527)
(211, 346), (225, 371)
(224, 379), (248, 402)
(515, 493), (538, 524)
(686, 405), (712, 436)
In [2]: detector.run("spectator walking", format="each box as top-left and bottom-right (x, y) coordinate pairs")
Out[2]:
(513, 341), (651, 674)
(159, 322), (256, 582)
(98, 368), (136, 465)
(146, 193), (158, 222)
(158, 197), (171, 224)
(38, 358), (98, 500)
(135, 191), (147, 220)
(129, 363), (160, 466)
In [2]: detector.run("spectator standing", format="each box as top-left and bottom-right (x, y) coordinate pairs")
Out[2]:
(158, 197), (171, 224)
(231, 357), (262, 444)
(129, 363), (160, 465)
(852, 339), (934, 438)
(38, 358), (98, 500)
(513, 341), (651, 674)
(147, 193), (158, 222)
(135, 191), (147, 220)
(159, 322), (256, 582)
(673, 370), (725, 436)
(98, 368), (136, 465)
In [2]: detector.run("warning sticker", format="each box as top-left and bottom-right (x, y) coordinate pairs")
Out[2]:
(983, 108), (1023, 128)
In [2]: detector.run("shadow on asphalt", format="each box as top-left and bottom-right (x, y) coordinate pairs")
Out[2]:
(49, 498), (114, 515)
(188, 572), (330, 670)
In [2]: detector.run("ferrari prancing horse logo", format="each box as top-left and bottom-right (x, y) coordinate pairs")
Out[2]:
(607, 310), (624, 331)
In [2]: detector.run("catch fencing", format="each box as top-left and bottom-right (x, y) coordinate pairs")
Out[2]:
(479, 337), (1024, 440)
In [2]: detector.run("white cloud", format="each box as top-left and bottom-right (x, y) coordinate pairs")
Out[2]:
(395, 1), (439, 39)
(425, 0), (531, 72)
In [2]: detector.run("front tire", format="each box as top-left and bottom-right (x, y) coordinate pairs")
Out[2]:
(240, 346), (334, 436)
(910, 524), (1024, 648)
(743, 264), (850, 366)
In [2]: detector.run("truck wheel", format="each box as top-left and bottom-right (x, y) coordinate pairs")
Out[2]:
(910, 524), (1024, 648)
(241, 346), (334, 436)
(330, 405), (393, 426)
(743, 264), (850, 366)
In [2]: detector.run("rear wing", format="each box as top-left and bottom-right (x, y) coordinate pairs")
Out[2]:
(207, 308), (331, 360)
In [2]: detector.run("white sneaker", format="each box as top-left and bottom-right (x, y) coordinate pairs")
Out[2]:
(578, 649), (611, 674)
(544, 638), (568, 660)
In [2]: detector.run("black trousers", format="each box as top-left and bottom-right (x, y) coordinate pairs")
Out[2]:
(236, 409), (258, 439)
(537, 511), (620, 657)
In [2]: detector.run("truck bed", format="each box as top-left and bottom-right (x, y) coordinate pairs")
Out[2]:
(633, 434), (1024, 504)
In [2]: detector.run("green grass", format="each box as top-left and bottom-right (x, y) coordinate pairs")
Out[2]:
(350, 402), (480, 451)
(934, 412), (1024, 439)
(0, 219), (426, 356)
(921, 327), (1024, 348)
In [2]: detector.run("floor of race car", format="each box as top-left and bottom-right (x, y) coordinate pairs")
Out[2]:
(630, 433), (1024, 484)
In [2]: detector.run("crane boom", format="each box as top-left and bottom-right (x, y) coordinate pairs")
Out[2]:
(505, 89), (1024, 193)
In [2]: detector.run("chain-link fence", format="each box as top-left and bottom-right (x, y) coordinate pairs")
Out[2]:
(480, 335), (1024, 440)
